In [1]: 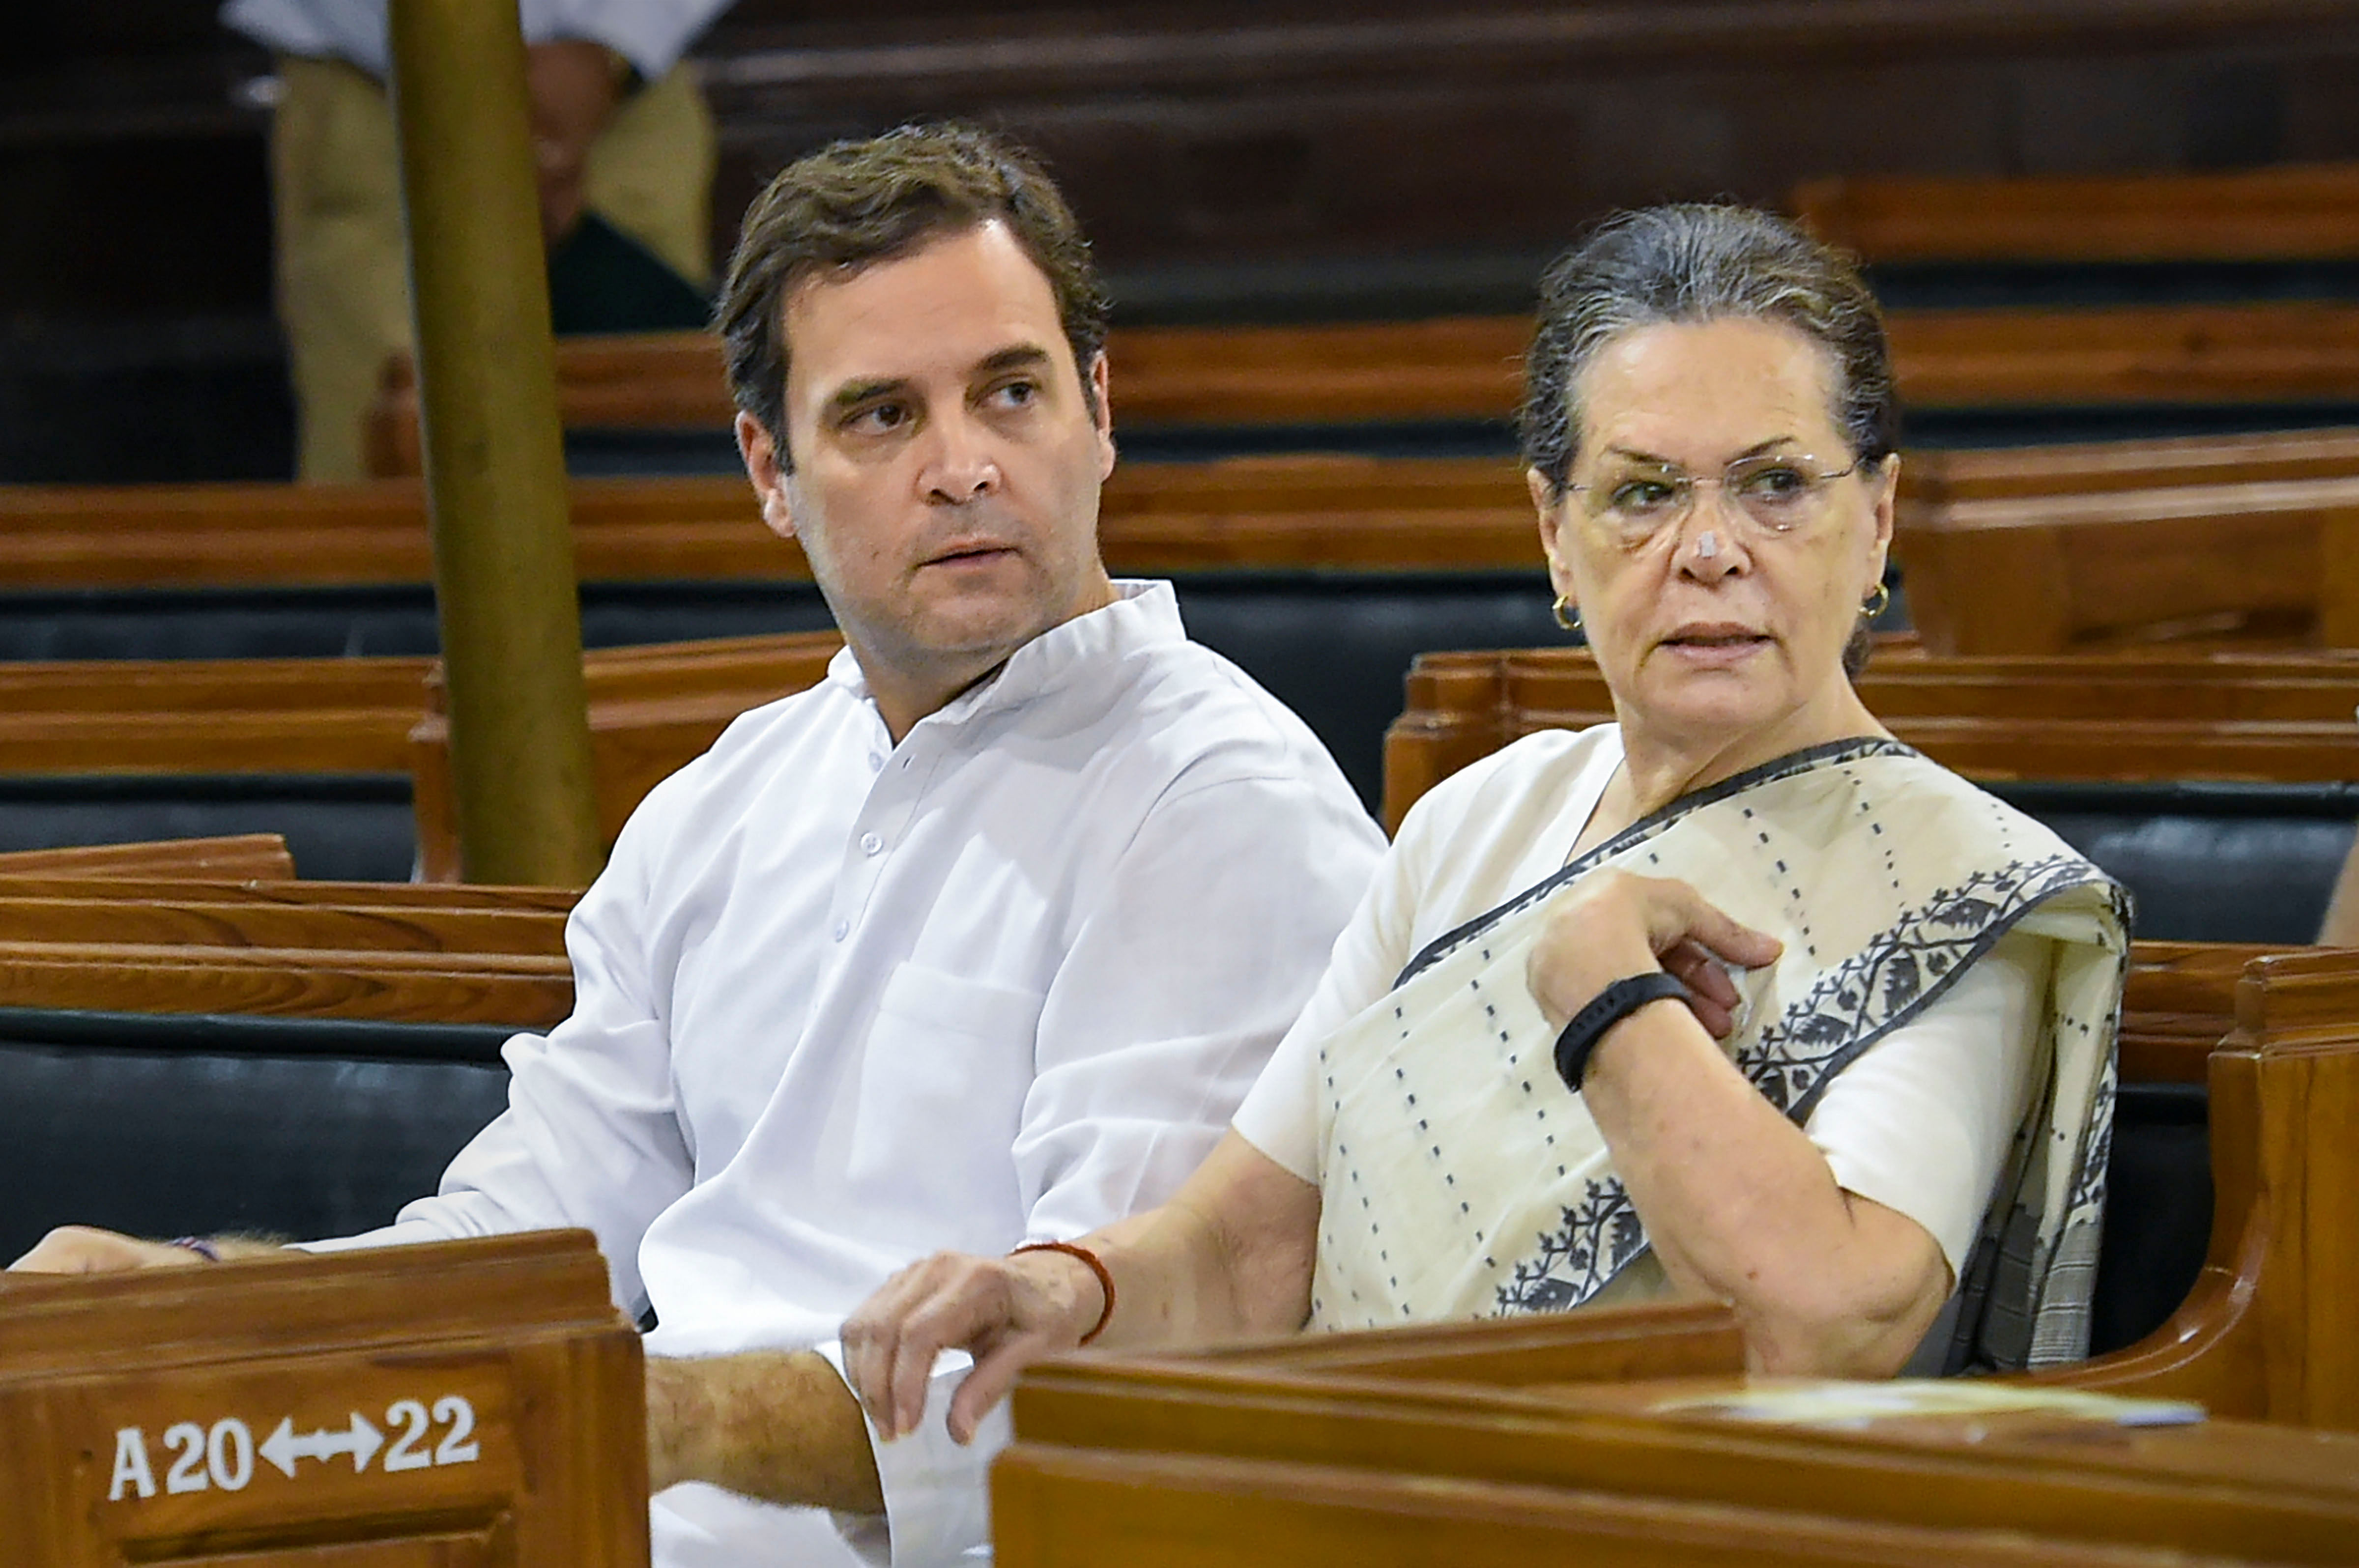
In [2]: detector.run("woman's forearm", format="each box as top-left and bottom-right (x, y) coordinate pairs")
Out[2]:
(1579, 1003), (1949, 1375)
(1088, 1132), (1321, 1349)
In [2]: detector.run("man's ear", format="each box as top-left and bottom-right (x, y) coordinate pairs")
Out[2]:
(1528, 466), (1578, 605)
(1087, 351), (1116, 483)
(736, 411), (796, 541)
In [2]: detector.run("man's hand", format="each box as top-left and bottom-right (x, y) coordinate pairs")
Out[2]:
(1527, 870), (1783, 1036)
(524, 39), (627, 244)
(9, 1226), (208, 1274)
(841, 1248), (1104, 1445)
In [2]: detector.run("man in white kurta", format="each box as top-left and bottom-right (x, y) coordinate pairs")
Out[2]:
(315, 578), (1381, 1562)
(11, 124), (1386, 1564)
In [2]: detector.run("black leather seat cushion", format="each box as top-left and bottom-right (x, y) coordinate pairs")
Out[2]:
(0, 1008), (512, 1263)
(1989, 782), (2359, 943)
(0, 773), (416, 883)
(2089, 1081), (2213, 1357)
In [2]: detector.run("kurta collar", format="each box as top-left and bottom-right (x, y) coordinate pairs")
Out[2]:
(824, 580), (1184, 731)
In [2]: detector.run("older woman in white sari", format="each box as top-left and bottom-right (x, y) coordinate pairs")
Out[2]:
(842, 204), (2129, 1450)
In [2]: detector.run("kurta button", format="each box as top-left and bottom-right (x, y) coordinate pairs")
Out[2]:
(831, 919), (849, 942)
(867, 753), (884, 772)
(860, 832), (883, 856)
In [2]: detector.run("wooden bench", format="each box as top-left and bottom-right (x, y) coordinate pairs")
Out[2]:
(988, 948), (2359, 1564)
(1793, 163), (2359, 263)
(1893, 475), (2359, 653)
(1383, 646), (2359, 829)
(0, 876), (579, 1255)
(0, 1231), (645, 1565)
(362, 325), (1535, 476)
(0, 460), (1543, 591)
(358, 306), (2359, 476)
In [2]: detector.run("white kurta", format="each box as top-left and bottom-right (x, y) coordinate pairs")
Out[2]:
(1233, 724), (2043, 1286)
(308, 583), (1386, 1565)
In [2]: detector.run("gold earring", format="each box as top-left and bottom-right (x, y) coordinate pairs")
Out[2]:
(1860, 581), (1892, 621)
(1553, 595), (1582, 634)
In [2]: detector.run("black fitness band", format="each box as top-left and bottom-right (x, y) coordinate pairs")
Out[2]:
(1552, 972), (1691, 1093)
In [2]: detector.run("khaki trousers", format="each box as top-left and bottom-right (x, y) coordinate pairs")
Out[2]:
(269, 54), (717, 481)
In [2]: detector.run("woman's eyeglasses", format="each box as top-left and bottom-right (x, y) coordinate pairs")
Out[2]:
(1569, 454), (1861, 547)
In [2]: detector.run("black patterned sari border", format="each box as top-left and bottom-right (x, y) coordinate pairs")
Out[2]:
(1395, 735), (1918, 987)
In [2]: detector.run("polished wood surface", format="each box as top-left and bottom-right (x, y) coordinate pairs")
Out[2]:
(0, 459), (1548, 589)
(0, 874), (575, 1025)
(1903, 427), (2359, 505)
(0, 835), (297, 881)
(355, 305), (2359, 480)
(1895, 477), (2359, 653)
(1794, 162), (2359, 262)
(0, 1230), (645, 1566)
(1382, 645), (2359, 831)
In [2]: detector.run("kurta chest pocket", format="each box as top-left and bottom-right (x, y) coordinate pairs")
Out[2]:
(847, 962), (1046, 1238)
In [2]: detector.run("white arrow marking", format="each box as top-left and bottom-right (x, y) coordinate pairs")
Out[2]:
(259, 1412), (384, 1479)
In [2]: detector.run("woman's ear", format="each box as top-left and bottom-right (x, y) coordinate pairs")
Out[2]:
(1528, 466), (1579, 603)
(1865, 452), (1899, 589)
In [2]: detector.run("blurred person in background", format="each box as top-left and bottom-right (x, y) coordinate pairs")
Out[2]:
(222, 0), (733, 480)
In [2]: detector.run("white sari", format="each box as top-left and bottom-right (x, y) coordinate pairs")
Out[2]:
(1309, 738), (2129, 1371)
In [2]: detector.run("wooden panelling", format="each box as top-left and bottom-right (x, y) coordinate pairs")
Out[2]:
(0, 1232), (646, 1565)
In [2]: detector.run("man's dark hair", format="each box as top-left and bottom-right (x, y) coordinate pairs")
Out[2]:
(716, 122), (1109, 465)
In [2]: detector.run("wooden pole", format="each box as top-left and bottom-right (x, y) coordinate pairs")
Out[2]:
(386, 0), (603, 886)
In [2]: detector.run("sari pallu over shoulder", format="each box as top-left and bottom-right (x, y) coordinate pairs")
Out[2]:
(1308, 738), (2130, 1373)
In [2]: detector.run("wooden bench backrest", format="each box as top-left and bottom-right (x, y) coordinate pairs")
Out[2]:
(1383, 645), (2359, 831)
(0, 460), (1546, 590)
(364, 323), (1534, 475)
(0, 835), (297, 881)
(0, 1231), (645, 1563)
(1904, 426), (2359, 505)
(1793, 163), (2359, 263)
(1894, 477), (2359, 653)
(362, 305), (2359, 480)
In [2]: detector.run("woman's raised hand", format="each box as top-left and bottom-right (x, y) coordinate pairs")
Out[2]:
(840, 1246), (1106, 1446)
(1527, 869), (1783, 1035)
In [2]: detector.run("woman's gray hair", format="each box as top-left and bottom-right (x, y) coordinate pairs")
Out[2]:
(1519, 203), (1899, 497)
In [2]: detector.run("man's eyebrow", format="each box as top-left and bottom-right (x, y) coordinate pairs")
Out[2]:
(975, 344), (1054, 376)
(826, 376), (911, 414)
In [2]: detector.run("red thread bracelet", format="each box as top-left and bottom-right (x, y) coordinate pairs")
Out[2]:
(1009, 1240), (1116, 1345)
